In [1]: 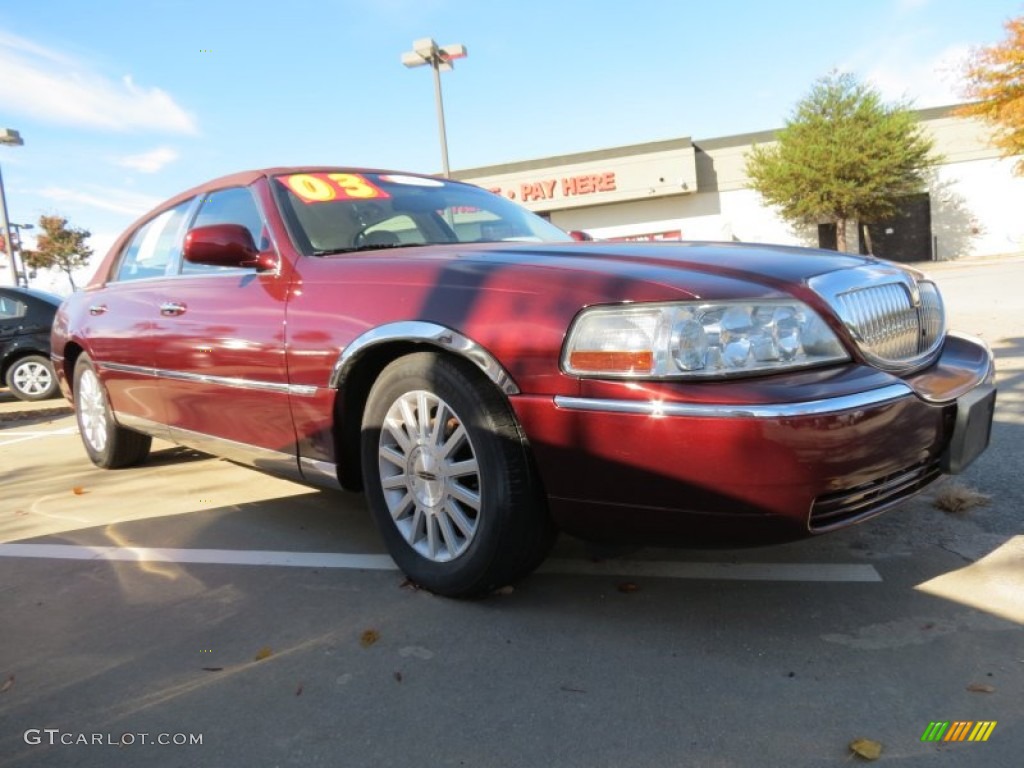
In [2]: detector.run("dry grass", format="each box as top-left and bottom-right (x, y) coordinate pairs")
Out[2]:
(932, 481), (991, 514)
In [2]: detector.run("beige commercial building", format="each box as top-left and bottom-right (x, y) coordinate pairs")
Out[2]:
(453, 105), (1024, 263)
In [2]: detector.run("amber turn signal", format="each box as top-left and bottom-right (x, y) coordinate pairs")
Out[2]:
(568, 350), (654, 373)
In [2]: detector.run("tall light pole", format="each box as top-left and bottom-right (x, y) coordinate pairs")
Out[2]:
(0, 128), (24, 288)
(10, 223), (34, 286)
(401, 38), (467, 178)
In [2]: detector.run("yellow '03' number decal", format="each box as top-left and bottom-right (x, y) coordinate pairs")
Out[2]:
(280, 173), (390, 203)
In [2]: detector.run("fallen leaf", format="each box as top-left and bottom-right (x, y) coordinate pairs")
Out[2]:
(967, 683), (995, 693)
(360, 629), (380, 648)
(493, 585), (515, 596)
(72, 486), (87, 495)
(617, 582), (640, 593)
(399, 579), (421, 591)
(14, 510), (27, 516)
(254, 646), (273, 661)
(394, 671), (403, 683)
(295, 682), (304, 696)
(932, 482), (990, 514)
(0, 675), (13, 693)
(849, 738), (883, 760)
(201, 667), (223, 672)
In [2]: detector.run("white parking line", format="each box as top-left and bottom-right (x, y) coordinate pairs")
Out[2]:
(537, 558), (882, 582)
(0, 426), (79, 447)
(0, 543), (882, 582)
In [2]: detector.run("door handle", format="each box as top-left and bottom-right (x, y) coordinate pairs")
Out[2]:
(89, 304), (108, 315)
(160, 302), (187, 316)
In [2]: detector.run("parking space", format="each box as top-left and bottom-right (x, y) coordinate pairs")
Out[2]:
(0, 258), (1021, 767)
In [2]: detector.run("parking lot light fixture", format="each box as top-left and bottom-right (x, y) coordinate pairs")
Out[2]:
(1, 128), (25, 288)
(401, 38), (467, 178)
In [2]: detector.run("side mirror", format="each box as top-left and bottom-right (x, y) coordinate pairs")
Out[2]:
(569, 230), (594, 242)
(183, 224), (277, 271)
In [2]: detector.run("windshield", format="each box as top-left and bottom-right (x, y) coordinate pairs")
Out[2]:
(272, 171), (570, 255)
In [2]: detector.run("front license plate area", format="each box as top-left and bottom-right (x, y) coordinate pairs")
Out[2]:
(942, 385), (996, 474)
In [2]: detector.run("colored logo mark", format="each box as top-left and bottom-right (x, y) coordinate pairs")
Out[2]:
(921, 721), (997, 742)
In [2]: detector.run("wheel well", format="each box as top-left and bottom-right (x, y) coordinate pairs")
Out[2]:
(332, 341), (527, 493)
(61, 343), (85, 395)
(333, 342), (420, 491)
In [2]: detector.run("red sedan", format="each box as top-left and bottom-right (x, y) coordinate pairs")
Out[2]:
(52, 168), (996, 596)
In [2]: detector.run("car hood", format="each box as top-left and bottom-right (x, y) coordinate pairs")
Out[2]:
(346, 240), (886, 299)
(465, 241), (875, 280)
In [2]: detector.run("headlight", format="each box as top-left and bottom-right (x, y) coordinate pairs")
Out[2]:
(563, 301), (849, 378)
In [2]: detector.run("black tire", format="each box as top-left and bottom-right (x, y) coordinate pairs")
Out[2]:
(361, 352), (555, 597)
(73, 354), (152, 469)
(5, 354), (59, 401)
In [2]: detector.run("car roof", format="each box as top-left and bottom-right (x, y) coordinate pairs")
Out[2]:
(0, 286), (62, 306)
(162, 166), (455, 209)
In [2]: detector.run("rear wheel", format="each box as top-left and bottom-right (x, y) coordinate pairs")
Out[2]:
(5, 355), (58, 401)
(361, 352), (554, 597)
(74, 355), (152, 468)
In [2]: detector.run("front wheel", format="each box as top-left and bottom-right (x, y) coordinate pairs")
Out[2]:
(361, 352), (554, 597)
(74, 355), (152, 468)
(5, 355), (59, 401)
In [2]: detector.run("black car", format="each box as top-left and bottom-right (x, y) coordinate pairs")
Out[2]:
(0, 286), (62, 401)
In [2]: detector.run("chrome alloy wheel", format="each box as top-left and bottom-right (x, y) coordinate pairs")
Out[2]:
(378, 390), (482, 563)
(77, 367), (109, 454)
(11, 360), (53, 397)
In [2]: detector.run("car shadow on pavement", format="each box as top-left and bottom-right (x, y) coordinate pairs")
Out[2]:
(0, 406), (73, 429)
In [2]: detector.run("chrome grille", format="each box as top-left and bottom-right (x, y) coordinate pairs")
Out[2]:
(918, 281), (944, 349)
(809, 267), (946, 373)
(836, 283), (921, 360)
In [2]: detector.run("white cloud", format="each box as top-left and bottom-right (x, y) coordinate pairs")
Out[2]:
(0, 31), (197, 134)
(865, 44), (971, 108)
(841, 35), (971, 109)
(116, 146), (179, 173)
(36, 186), (162, 217)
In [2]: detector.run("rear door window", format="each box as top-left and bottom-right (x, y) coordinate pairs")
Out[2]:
(115, 200), (194, 282)
(0, 293), (28, 321)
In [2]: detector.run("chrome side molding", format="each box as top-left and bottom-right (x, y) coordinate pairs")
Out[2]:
(554, 383), (914, 419)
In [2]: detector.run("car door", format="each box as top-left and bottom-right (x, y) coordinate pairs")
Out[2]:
(0, 289), (22, 338)
(77, 199), (196, 434)
(150, 185), (296, 463)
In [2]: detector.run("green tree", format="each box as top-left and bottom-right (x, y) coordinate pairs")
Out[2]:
(21, 215), (94, 290)
(956, 16), (1024, 175)
(745, 72), (938, 252)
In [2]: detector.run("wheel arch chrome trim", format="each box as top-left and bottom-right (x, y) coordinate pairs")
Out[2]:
(554, 383), (915, 419)
(329, 321), (520, 395)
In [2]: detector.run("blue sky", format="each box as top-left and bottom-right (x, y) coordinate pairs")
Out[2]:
(0, 0), (1019, 282)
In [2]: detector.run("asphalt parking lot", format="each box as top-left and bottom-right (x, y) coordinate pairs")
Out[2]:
(1, 256), (1021, 767)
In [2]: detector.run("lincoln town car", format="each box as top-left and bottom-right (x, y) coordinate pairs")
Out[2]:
(52, 168), (996, 596)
